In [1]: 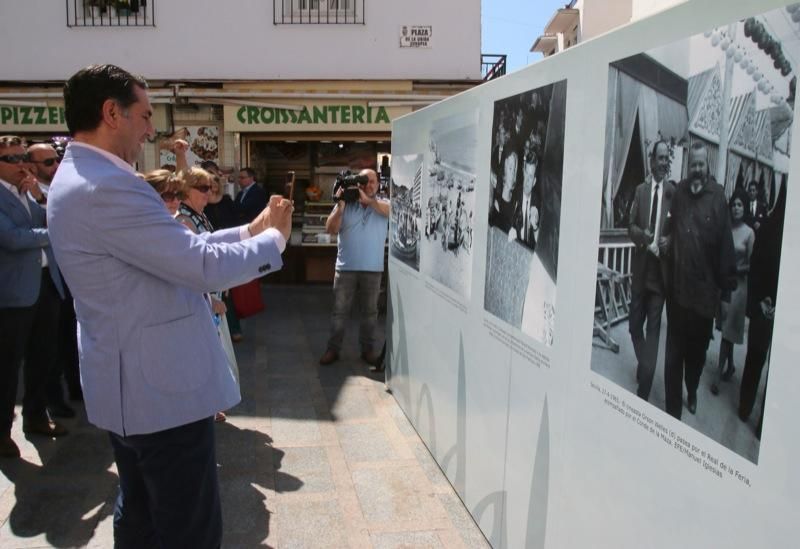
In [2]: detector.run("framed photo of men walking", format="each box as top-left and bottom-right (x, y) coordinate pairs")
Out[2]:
(589, 5), (793, 464)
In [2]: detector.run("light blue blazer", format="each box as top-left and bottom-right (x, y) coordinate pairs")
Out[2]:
(0, 184), (64, 307)
(47, 145), (283, 436)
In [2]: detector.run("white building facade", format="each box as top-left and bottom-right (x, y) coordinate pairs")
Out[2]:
(0, 0), (484, 282)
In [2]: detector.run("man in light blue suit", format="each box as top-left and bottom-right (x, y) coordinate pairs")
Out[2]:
(47, 65), (292, 549)
(0, 135), (68, 459)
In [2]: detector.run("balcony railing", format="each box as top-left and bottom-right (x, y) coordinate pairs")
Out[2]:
(274, 0), (364, 24)
(66, 0), (155, 28)
(481, 54), (507, 81)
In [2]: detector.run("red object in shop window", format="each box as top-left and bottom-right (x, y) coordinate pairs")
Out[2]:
(230, 279), (265, 319)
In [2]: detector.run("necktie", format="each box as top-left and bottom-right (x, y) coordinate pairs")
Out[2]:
(649, 184), (659, 233)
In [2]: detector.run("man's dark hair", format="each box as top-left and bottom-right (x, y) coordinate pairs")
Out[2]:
(240, 167), (256, 179)
(200, 160), (219, 171)
(63, 64), (148, 135)
(649, 139), (669, 162)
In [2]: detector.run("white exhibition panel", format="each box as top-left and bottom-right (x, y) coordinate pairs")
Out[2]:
(387, 1), (800, 547)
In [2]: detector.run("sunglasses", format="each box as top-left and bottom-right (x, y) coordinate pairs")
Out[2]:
(193, 185), (212, 193)
(0, 153), (29, 164)
(30, 157), (62, 167)
(160, 191), (183, 201)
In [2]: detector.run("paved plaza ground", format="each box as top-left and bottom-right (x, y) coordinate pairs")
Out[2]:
(0, 285), (489, 549)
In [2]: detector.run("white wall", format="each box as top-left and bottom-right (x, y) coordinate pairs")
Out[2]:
(0, 0), (480, 81)
(389, 0), (800, 547)
(632, 0), (686, 20)
(581, 0), (632, 41)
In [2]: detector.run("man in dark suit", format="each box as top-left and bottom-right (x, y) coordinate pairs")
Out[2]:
(510, 131), (543, 250)
(628, 140), (674, 402)
(0, 135), (68, 458)
(660, 142), (736, 418)
(27, 142), (81, 415)
(235, 167), (268, 223)
(743, 180), (767, 230)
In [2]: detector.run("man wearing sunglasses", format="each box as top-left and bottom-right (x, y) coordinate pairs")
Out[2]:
(27, 142), (82, 417)
(47, 65), (292, 549)
(26, 143), (62, 205)
(0, 135), (69, 459)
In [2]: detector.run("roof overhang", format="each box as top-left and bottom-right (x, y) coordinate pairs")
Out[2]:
(531, 34), (558, 54)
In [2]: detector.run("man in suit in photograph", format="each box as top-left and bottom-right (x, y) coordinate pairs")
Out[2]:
(627, 140), (674, 402)
(0, 135), (68, 459)
(511, 130), (543, 250)
(235, 166), (268, 223)
(743, 180), (767, 231)
(47, 64), (292, 548)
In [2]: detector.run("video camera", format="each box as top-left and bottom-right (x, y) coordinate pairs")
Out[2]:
(333, 170), (369, 203)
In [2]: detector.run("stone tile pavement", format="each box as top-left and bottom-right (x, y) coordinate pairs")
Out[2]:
(0, 285), (490, 549)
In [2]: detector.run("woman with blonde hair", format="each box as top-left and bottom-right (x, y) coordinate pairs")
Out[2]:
(143, 169), (183, 216)
(174, 167), (238, 422)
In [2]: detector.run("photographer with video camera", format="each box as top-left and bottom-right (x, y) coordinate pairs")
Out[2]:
(319, 169), (390, 367)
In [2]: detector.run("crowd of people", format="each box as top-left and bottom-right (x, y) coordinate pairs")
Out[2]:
(424, 190), (473, 255)
(628, 140), (786, 437)
(0, 64), (296, 548)
(488, 91), (547, 253)
(1, 63), (392, 547)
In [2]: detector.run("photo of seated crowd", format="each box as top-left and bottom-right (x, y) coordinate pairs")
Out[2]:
(591, 7), (793, 464)
(419, 111), (478, 300)
(389, 153), (423, 271)
(484, 80), (566, 346)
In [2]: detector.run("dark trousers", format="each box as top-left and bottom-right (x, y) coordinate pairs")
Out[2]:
(629, 285), (665, 401)
(56, 285), (81, 399)
(739, 312), (774, 420)
(664, 302), (712, 419)
(0, 269), (61, 436)
(223, 292), (241, 336)
(109, 417), (222, 549)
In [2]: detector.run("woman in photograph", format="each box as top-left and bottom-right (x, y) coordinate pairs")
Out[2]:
(739, 183), (787, 430)
(711, 190), (755, 395)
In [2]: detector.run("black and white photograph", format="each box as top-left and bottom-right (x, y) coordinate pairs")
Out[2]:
(484, 80), (567, 346)
(591, 6), (794, 464)
(390, 154), (423, 270)
(420, 110), (479, 300)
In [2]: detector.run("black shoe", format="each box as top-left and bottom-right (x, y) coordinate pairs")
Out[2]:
(23, 416), (68, 437)
(319, 349), (339, 366)
(687, 392), (697, 415)
(48, 402), (76, 419)
(721, 365), (735, 382)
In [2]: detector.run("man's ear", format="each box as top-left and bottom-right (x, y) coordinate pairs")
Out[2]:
(101, 99), (120, 129)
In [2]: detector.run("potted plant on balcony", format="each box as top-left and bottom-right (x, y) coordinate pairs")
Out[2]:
(83, 0), (110, 18)
(115, 0), (131, 16)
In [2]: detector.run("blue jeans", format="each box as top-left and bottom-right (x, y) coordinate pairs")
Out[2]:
(327, 270), (382, 354)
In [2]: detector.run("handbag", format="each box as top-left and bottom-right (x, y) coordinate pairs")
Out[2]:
(217, 313), (240, 386)
(230, 278), (265, 318)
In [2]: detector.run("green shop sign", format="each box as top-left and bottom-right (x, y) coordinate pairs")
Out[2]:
(224, 103), (409, 132)
(0, 105), (67, 130)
